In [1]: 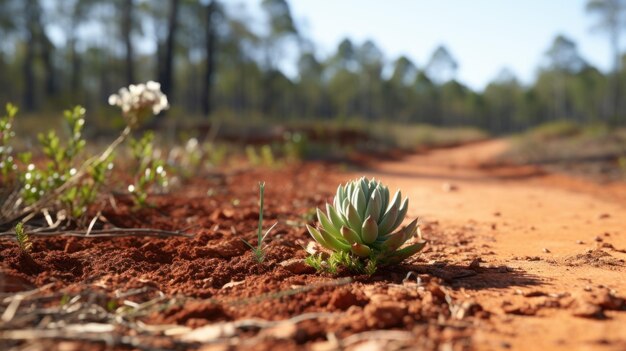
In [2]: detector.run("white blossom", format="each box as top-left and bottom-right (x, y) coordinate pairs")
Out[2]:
(108, 81), (169, 126)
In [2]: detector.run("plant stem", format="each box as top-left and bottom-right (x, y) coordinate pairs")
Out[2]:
(257, 181), (265, 250)
(2, 126), (132, 226)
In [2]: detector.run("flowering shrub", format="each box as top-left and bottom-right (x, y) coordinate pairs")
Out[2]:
(0, 103), (18, 178)
(0, 81), (170, 227)
(128, 132), (168, 207)
(108, 81), (169, 127)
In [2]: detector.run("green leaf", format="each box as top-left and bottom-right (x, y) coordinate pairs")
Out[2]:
(327, 204), (345, 230)
(381, 218), (417, 251)
(378, 191), (401, 236)
(353, 186), (366, 219)
(351, 242), (372, 257)
(319, 227), (351, 251)
(364, 188), (382, 222)
(340, 225), (362, 244)
(346, 203), (363, 236)
(387, 241), (427, 264)
(380, 186), (390, 218)
(306, 224), (325, 246)
(317, 207), (341, 237)
(359, 178), (369, 199)
(361, 216), (378, 244)
(390, 198), (409, 233)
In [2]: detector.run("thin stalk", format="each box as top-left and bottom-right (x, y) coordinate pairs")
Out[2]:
(2, 126), (132, 227)
(243, 181), (276, 263)
(256, 181), (265, 249)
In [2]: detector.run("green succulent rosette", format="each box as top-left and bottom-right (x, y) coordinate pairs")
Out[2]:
(307, 177), (426, 264)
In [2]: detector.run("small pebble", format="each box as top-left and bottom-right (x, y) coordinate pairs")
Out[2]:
(442, 183), (458, 192)
(543, 248), (551, 253)
(576, 240), (584, 245)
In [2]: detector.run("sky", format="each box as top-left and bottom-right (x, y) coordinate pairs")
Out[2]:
(238, 0), (613, 91)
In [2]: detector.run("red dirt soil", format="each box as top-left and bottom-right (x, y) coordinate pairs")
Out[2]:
(1, 140), (626, 350)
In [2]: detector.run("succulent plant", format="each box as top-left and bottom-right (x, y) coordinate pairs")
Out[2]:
(306, 177), (426, 264)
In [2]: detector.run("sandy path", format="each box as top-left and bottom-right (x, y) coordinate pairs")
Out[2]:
(350, 139), (626, 351)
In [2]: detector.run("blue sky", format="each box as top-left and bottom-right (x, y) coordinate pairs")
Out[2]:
(238, 0), (614, 91)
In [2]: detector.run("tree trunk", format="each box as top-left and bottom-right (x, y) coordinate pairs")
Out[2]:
(22, 0), (37, 111)
(201, 0), (217, 117)
(610, 29), (621, 121)
(159, 0), (180, 99)
(69, 36), (81, 99)
(122, 0), (134, 85)
(41, 36), (56, 97)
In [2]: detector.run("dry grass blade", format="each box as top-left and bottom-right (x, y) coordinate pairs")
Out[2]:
(0, 227), (192, 238)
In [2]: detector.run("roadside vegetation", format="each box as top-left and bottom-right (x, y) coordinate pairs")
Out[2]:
(500, 121), (626, 180)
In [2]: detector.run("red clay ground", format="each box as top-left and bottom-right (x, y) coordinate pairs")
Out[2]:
(1, 140), (626, 350)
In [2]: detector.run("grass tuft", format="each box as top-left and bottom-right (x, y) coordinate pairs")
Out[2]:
(243, 182), (277, 263)
(15, 222), (32, 253)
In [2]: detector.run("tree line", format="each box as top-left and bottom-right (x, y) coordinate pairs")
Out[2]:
(0, 0), (625, 134)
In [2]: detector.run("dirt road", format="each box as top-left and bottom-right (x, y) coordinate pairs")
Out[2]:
(354, 139), (626, 351)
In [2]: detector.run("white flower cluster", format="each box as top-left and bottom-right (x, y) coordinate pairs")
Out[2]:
(108, 81), (169, 125)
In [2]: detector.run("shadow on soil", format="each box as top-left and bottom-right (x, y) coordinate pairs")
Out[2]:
(372, 263), (544, 290)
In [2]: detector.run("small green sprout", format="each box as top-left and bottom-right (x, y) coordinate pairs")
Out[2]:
(243, 182), (277, 263)
(305, 251), (377, 275)
(246, 145), (277, 167)
(260, 145), (275, 166)
(0, 103), (18, 179)
(128, 132), (168, 207)
(15, 222), (32, 253)
(304, 254), (324, 271)
(245, 145), (261, 166)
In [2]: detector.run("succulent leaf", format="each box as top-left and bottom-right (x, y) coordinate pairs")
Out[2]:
(382, 218), (418, 251)
(346, 203), (363, 236)
(386, 241), (427, 264)
(380, 186), (390, 218)
(317, 208), (341, 237)
(365, 188), (382, 222)
(361, 216), (378, 244)
(327, 203), (345, 230)
(351, 242), (372, 257)
(334, 185), (344, 209)
(306, 225), (332, 250)
(353, 187), (366, 219)
(341, 225), (363, 244)
(390, 197), (409, 233)
(378, 201), (399, 236)
(319, 227), (351, 251)
(359, 178), (369, 198)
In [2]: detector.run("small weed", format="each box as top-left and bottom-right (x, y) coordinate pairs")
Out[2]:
(305, 251), (379, 275)
(0, 103), (18, 179)
(106, 300), (118, 312)
(128, 132), (168, 207)
(15, 222), (32, 253)
(245, 145), (261, 166)
(246, 145), (279, 167)
(619, 156), (626, 174)
(301, 207), (317, 222)
(59, 294), (71, 306)
(260, 145), (275, 166)
(242, 182), (277, 263)
(282, 132), (308, 162)
(304, 254), (324, 271)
